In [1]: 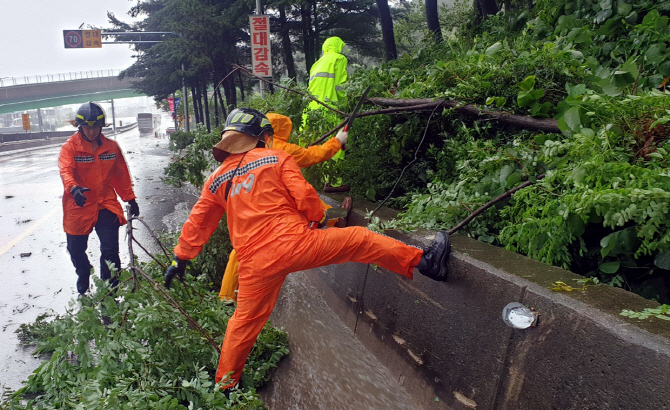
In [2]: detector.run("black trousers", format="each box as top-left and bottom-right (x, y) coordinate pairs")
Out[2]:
(66, 209), (121, 287)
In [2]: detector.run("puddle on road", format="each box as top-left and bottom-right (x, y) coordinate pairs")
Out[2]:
(161, 201), (193, 233)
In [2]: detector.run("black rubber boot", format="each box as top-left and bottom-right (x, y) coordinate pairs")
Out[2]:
(417, 231), (451, 281)
(76, 271), (91, 295)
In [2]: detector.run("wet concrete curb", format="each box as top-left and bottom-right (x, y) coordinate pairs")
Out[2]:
(265, 196), (670, 410)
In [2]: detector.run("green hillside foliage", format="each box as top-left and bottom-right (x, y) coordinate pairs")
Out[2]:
(165, 0), (670, 302)
(264, 1), (670, 302)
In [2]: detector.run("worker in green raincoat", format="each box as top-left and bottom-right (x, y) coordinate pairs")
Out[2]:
(307, 36), (348, 111)
(306, 36), (349, 190)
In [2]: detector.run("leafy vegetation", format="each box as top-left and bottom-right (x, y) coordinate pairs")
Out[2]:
(162, 1), (670, 305)
(1, 252), (288, 409)
(621, 304), (670, 320)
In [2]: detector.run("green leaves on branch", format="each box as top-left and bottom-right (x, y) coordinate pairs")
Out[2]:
(516, 75), (552, 118)
(3, 251), (288, 409)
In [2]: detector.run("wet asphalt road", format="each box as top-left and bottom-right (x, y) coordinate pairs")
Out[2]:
(0, 126), (420, 409)
(0, 124), (198, 391)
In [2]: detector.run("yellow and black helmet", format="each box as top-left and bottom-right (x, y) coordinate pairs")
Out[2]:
(223, 108), (273, 139)
(75, 102), (106, 127)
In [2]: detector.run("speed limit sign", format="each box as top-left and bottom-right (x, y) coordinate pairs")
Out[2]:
(63, 30), (83, 48)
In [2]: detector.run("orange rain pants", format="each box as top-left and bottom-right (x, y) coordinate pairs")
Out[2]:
(173, 148), (422, 389)
(218, 113), (344, 301)
(216, 225), (421, 387)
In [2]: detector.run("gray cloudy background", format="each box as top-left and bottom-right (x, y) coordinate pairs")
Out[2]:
(0, 0), (139, 79)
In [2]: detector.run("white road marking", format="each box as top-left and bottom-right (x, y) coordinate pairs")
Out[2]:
(0, 206), (60, 256)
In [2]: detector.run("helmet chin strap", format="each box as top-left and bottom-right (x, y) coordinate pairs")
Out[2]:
(79, 126), (101, 145)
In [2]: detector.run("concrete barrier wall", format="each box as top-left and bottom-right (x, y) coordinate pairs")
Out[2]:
(0, 124), (138, 153)
(269, 196), (670, 409)
(0, 131), (73, 142)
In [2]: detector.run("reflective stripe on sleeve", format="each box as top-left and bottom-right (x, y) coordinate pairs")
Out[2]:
(309, 72), (335, 82)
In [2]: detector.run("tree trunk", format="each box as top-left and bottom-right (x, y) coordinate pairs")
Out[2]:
(376, 0), (397, 61)
(301, 2), (315, 73)
(213, 85), (219, 127)
(203, 81), (211, 133)
(191, 86), (199, 125)
(223, 79), (236, 109)
(193, 85), (202, 125)
(425, 0), (443, 42)
(237, 67), (246, 101)
(227, 76), (237, 107)
(217, 88), (227, 119)
(477, 0), (499, 18)
(312, 1), (319, 58)
(280, 6), (297, 80)
(474, 0), (483, 24)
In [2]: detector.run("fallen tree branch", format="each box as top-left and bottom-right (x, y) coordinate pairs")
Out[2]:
(367, 97), (560, 134)
(131, 264), (221, 353)
(125, 206), (219, 353)
(447, 173), (546, 235)
(306, 104), (440, 147)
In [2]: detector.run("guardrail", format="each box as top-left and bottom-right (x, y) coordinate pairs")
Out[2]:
(0, 70), (122, 87)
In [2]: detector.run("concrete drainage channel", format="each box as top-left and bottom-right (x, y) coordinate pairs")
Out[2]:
(262, 196), (670, 409)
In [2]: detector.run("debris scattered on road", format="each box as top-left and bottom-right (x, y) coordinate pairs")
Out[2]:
(13, 303), (31, 314)
(20, 252), (32, 258)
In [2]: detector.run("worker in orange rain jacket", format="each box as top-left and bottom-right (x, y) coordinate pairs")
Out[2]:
(163, 108), (452, 391)
(59, 102), (139, 295)
(217, 111), (351, 301)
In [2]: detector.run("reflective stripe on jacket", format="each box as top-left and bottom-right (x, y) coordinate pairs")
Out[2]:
(174, 148), (325, 261)
(266, 113), (341, 168)
(58, 132), (135, 235)
(308, 37), (348, 109)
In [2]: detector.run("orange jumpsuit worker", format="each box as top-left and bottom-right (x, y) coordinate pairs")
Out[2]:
(218, 112), (350, 301)
(163, 108), (451, 391)
(59, 102), (139, 295)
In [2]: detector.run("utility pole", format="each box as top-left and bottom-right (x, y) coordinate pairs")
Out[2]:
(256, 0), (265, 98)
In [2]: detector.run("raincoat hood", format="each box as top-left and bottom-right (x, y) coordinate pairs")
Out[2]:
(266, 113), (292, 142)
(322, 36), (345, 54)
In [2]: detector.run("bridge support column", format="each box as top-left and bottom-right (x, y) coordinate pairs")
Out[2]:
(110, 99), (116, 132)
(37, 108), (43, 133)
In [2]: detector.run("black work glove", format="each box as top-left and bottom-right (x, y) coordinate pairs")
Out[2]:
(128, 199), (140, 217)
(164, 256), (188, 289)
(70, 186), (90, 207)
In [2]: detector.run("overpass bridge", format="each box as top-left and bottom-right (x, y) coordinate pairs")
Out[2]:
(0, 70), (144, 115)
